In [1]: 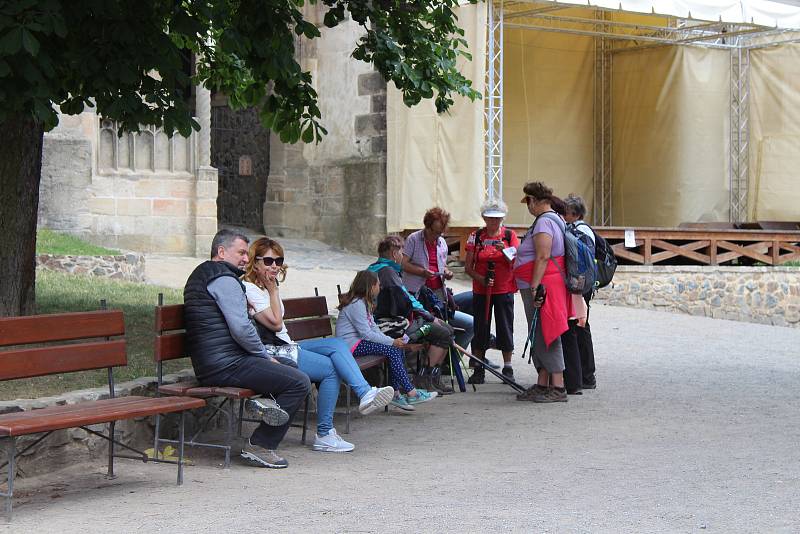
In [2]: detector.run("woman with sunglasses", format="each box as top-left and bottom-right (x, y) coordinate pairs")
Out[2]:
(243, 237), (395, 453)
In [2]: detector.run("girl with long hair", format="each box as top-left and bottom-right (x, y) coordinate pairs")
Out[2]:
(243, 238), (394, 452)
(336, 270), (436, 411)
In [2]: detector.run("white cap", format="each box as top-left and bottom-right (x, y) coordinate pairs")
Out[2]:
(481, 208), (507, 217)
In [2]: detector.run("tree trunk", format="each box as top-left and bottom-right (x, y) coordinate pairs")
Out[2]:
(0, 114), (44, 317)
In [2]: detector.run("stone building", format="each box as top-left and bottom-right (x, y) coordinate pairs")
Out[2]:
(38, 11), (388, 258)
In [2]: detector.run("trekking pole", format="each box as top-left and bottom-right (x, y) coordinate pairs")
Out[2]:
(453, 343), (527, 393)
(438, 272), (467, 392)
(521, 284), (546, 364)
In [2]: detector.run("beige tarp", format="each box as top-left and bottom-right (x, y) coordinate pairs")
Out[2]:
(387, 5), (799, 230)
(749, 43), (800, 221)
(502, 24), (595, 226)
(611, 46), (731, 226)
(386, 5), (486, 232)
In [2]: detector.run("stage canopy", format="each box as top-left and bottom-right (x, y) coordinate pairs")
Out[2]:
(386, 0), (800, 231)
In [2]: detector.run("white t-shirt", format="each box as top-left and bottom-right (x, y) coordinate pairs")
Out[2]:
(242, 281), (292, 344)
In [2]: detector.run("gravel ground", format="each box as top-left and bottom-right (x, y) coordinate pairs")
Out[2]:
(3, 242), (798, 532)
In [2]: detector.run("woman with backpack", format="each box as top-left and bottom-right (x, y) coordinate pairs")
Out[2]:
(514, 182), (572, 403)
(464, 199), (519, 384)
(564, 194), (598, 390)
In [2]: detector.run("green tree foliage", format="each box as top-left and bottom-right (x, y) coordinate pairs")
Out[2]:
(0, 0), (480, 142)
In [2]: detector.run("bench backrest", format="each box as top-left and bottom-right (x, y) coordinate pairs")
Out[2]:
(154, 296), (333, 363)
(0, 310), (127, 381)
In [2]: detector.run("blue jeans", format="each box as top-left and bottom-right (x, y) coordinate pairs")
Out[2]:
(297, 338), (372, 436)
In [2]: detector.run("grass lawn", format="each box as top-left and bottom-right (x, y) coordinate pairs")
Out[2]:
(37, 228), (120, 256)
(1, 271), (189, 401)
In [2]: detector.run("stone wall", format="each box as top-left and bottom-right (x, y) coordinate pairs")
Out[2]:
(264, 15), (388, 255)
(594, 266), (800, 327)
(38, 93), (218, 258)
(36, 253), (146, 282)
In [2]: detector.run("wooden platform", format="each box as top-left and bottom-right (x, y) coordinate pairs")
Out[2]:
(440, 226), (800, 266)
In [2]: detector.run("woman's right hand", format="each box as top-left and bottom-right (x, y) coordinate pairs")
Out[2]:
(392, 338), (406, 348)
(261, 273), (278, 292)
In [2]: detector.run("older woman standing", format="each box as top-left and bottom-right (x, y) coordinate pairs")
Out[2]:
(564, 194), (597, 389)
(514, 182), (572, 403)
(464, 199), (519, 384)
(401, 207), (475, 351)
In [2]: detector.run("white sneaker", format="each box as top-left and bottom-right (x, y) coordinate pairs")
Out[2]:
(312, 429), (354, 453)
(358, 386), (395, 415)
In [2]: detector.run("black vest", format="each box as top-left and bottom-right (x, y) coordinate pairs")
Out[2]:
(183, 261), (248, 381)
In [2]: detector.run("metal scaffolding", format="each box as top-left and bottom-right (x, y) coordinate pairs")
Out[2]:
(484, 0), (798, 223)
(730, 43), (750, 223)
(485, 0), (504, 201)
(593, 12), (613, 226)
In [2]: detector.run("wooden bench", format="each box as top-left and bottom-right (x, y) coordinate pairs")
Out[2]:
(0, 309), (205, 520)
(153, 294), (388, 466)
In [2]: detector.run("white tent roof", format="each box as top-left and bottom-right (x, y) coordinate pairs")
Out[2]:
(511, 0), (800, 29)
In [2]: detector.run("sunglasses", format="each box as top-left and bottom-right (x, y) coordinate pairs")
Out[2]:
(256, 256), (285, 267)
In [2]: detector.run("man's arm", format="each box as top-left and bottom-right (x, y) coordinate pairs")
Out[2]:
(208, 277), (270, 359)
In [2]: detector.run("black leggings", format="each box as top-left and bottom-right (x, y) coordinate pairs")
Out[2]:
(471, 292), (514, 352)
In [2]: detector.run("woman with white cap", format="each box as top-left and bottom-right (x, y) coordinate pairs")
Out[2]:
(464, 199), (520, 384)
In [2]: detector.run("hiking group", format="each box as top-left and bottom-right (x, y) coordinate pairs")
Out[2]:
(183, 180), (615, 468)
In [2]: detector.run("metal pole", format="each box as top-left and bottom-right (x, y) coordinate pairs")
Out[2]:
(485, 0), (504, 202)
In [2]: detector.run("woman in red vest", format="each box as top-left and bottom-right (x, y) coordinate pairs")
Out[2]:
(513, 182), (572, 403)
(464, 199), (519, 384)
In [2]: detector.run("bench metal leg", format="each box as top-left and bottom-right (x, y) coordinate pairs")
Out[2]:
(107, 421), (116, 479)
(3, 437), (15, 521)
(177, 412), (185, 486)
(345, 385), (351, 434)
(224, 400), (234, 469)
(153, 412), (161, 458)
(237, 400), (245, 438)
(301, 394), (310, 445)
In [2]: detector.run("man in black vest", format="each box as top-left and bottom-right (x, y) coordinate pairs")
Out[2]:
(184, 229), (311, 469)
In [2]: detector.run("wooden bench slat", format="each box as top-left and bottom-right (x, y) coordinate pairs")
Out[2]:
(286, 317), (333, 341)
(0, 396), (205, 437)
(354, 354), (386, 371)
(0, 310), (125, 347)
(155, 333), (186, 362)
(283, 296), (329, 320)
(155, 304), (185, 331)
(157, 383), (255, 399)
(0, 340), (127, 381)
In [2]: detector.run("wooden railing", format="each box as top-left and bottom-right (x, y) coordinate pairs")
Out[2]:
(442, 226), (800, 266)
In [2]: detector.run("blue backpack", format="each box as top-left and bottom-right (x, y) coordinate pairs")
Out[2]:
(538, 212), (597, 295)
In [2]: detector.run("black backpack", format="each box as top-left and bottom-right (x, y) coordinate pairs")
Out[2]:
(574, 222), (617, 289)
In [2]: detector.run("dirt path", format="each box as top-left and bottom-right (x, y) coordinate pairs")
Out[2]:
(3, 293), (799, 532)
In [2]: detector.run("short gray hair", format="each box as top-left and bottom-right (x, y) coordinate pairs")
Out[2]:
(480, 198), (508, 217)
(210, 229), (249, 259)
(564, 194), (587, 219)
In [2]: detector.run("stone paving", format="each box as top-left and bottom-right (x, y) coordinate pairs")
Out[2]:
(3, 239), (798, 532)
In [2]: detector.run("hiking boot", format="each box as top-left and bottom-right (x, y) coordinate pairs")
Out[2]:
(501, 366), (514, 379)
(358, 386), (395, 415)
(412, 373), (433, 391)
(430, 367), (454, 395)
(531, 387), (568, 403)
(516, 384), (547, 401)
(467, 366), (485, 384)
(582, 381), (597, 390)
(241, 440), (288, 468)
(246, 397), (290, 426)
(313, 429), (355, 453)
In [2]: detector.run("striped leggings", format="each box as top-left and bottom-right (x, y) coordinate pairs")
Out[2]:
(352, 340), (414, 394)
